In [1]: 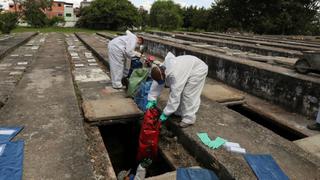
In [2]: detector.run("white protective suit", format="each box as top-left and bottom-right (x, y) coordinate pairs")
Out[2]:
(134, 164), (146, 180)
(148, 52), (208, 124)
(316, 108), (320, 124)
(108, 30), (138, 88)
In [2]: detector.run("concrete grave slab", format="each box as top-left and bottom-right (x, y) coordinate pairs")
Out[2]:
(31, 46), (39, 50)
(202, 84), (245, 103)
(294, 134), (320, 159)
(14, 66), (27, 70)
(74, 68), (110, 82)
(89, 63), (98, 66)
(87, 59), (96, 63)
(17, 62), (28, 66)
(85, 52), (93, 58)
(74, 64), (85, 67)
(24, 54), (33, 57)
(76, 83), (123, 101)
(82, 98), (143, 122)
(70, 52), (79, 57)
(0, 63), (12, 67)
(9, 71), (23, 75)
(10, 54), (19, 57)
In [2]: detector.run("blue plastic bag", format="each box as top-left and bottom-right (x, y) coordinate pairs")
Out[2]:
(134, 80), (153, 112)
(0, 127), (23, 143)
(177, 168), (219, 180)
(244, 154), (289, 180)
(128, 57), (143, 78)
(0, 140), (24, 180)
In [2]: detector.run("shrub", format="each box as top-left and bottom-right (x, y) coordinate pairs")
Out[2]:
(0, 12), (18, 34)
(48, 16), (65, 26)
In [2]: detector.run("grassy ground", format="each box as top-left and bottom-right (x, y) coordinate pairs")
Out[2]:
(12, 26), (117, 34)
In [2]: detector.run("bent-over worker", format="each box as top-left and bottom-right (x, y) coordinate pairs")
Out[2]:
(307, 107), (320, 131)
(146, 52), (208, 128)
(108, 30), (144, 89)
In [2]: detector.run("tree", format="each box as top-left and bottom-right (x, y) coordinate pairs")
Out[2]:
(137, 6), (149, 29)
(77, 0), (139, 30)
(150, 0), (183, 30)
(0, 12), (18, 34)
(22, 0), (51, 28)
(208, 0), (320, 35)
(191, 7), (210, 30)
(181, 6), (197, 29)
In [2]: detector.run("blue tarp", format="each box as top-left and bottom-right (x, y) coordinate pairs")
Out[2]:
(244, 154), (289, 180)
(177, 168), (219, 180)
(0, 140), (24, 180)
(134, 80), (152, 112)
(0, 127), (23, 143)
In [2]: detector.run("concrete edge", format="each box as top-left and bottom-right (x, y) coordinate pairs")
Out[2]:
(0, 32), (38, 62)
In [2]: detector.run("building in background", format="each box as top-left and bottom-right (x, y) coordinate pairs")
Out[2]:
(45, 1), (65, 19)
(63, 2), (77, 27)
(80, 0), (91, 8)
(8, 2), (22, 13)
(7, 0), (78, 27)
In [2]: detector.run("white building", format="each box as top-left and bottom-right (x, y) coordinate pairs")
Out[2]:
(80, 0), (91, 8)
(64, 2), (77, 27)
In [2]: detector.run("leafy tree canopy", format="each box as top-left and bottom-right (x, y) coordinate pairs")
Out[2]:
(150, 0), (183, 30)
(77, 0), (140, 30)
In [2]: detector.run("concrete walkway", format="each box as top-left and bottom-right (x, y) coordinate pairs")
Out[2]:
(0, 34), (45, 108)
(0, 33), (94, 179)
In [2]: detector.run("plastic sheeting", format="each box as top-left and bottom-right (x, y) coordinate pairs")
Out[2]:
(0, 127), (23, 143)
(134, 80), (153, 112)
(128, 57), (143, 78)
(177, 168), (219, 180)
(127, 68), (149, 97)
(244, 154), (289, 180)
(0, 140), (24, 180)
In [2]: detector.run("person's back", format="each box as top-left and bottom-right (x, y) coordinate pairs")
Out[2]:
(164, 54), (208, 87)
(109, 35), (128, 53)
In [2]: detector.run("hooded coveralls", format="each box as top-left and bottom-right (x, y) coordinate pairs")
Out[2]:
(316, 108), (320, 124)
(108, 30), (138, 88)
(148, 52), (208, 124)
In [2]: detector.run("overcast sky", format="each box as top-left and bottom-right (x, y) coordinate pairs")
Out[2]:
(0, 0), (213, 9)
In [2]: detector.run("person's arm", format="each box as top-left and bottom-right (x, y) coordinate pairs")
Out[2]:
(163, 76), (184, 116)
(148, 80), (165, 101)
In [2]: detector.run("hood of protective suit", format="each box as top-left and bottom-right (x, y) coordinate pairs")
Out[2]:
(164, 52), (176, 62)
(163, 52), (176, 76)
(126, 30), (137, 39)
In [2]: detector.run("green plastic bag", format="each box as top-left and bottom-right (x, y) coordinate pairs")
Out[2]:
(127, 68), (149, 97)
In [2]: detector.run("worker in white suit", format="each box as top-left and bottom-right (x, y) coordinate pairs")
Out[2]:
(307, 107), (320, 131)
(108, 30), (144, 89)
(146, 52), (208, 128)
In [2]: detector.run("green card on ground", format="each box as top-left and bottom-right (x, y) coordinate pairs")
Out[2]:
(197, 133), (212, 146)
(211, 137), (227, 149)
(197, 133), (226, 149)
